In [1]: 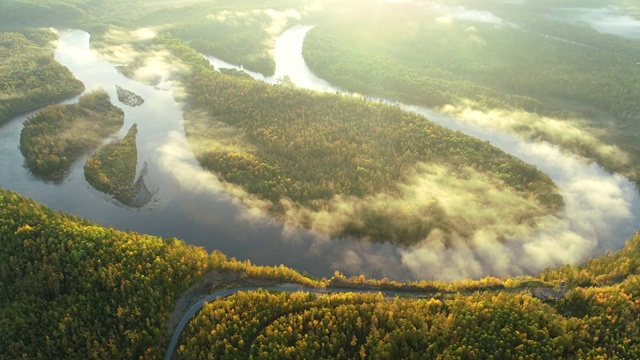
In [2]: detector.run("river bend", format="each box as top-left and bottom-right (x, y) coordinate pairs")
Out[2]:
(0, 26), (638, 281)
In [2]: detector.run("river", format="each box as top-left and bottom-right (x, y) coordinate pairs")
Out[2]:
(0, 26), (638, 281)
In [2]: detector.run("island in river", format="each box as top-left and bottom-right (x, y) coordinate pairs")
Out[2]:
(115, 85), (145, 107)
(84, 123), (152, 207)
(1, 1), (640, 359)
(90, 25), (566, 245)
(19, 89), (124, 180)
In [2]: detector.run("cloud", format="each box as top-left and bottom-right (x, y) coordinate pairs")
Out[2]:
(432, 4), (508, 26)
(53, 29), (100, 66)
(393, 163), (632, 280)
(92, 27), (187, 86)
(132, 28), (156, 40)
(451, 6), (505, 25)
(439, 100), (631, 171)
(208, 8), (303, 37)
(562, 7), (640, 40)
(263, 8), (302, 37)
(151, 23), (639, 282)
(436, 15), (453, 24)
(156, 130), (274, 213)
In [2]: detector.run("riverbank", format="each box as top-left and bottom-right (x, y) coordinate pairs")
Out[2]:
(0, 26), (638, 283)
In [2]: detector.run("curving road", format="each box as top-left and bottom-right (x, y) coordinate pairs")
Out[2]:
(163, 284), (440, 360)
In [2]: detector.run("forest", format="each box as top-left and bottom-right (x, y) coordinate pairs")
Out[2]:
(20, 89), (124, 180)
(84, 123), (147, 206)
(302, 0), (640, 182)
(0, 29), (84, 124)
(1, 187), (640, 359)
(141, 23), (562, 244)
(0, 188), (319, 360)
(1, 0), (640, 358)
(181, 63), (562, 244)
(177, 281), (640, 359)
(170, 12), (278, 76)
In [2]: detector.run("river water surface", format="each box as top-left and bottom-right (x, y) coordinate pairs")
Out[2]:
(0, 26), (638, 281)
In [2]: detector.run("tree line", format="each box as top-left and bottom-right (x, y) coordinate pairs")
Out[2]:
(170, 12), (278, 77)
(177, 277), (640, 359)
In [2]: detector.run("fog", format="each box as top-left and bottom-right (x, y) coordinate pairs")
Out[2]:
(407, 146), (632, 277)
(91, 27), (186, 86)
(186, 25), (640, 280)
(209, 8), (302, 37)
(52, 23), (640, 281)
(3, 23), (637, 282)
(560, 6), (640, 39)
(433, 4), (507, 26)
(440, 100), (631, 171)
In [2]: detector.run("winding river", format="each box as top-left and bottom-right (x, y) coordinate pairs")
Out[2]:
(0, 25), (638, 281)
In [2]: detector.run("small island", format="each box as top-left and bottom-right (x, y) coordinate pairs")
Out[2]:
(115, 85), (145, 107)
(84, 123), (151, 207)
(19, 89), (124, 180)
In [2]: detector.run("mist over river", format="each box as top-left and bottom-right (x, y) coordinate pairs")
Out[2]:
(0, 26), (638, 281)
(552, 6), (640, 39)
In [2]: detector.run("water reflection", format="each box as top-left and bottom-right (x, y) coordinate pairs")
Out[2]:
(200, 25), (640, 279)
(0, 26), (638, 282)
(202, 25), (335, 92)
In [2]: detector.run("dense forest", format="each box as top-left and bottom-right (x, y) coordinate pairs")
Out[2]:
(0, 188), (211, 359)
(171, 11), (279, 76)
(1, 0), (640, 358)
(1, 187), (640, 359)
(181, 64), (562, 244)
(0, 0), (87, 29)
(177, 281), (640, 359)
(302, 0), (640, 182)
(0, 29), (84, 124)
(84, 123), (147, 206)
(0, 188), (319, 360)
(20, 89), (124, 180)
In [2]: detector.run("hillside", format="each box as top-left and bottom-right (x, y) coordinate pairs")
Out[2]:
(0, 188), (318, 359)
(0, 188), (639, 359)
(302, 0), (640, 183)
(0, 0), (639, 358)
(0, 188), (214, 359)
(177, 282), (640, 359)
